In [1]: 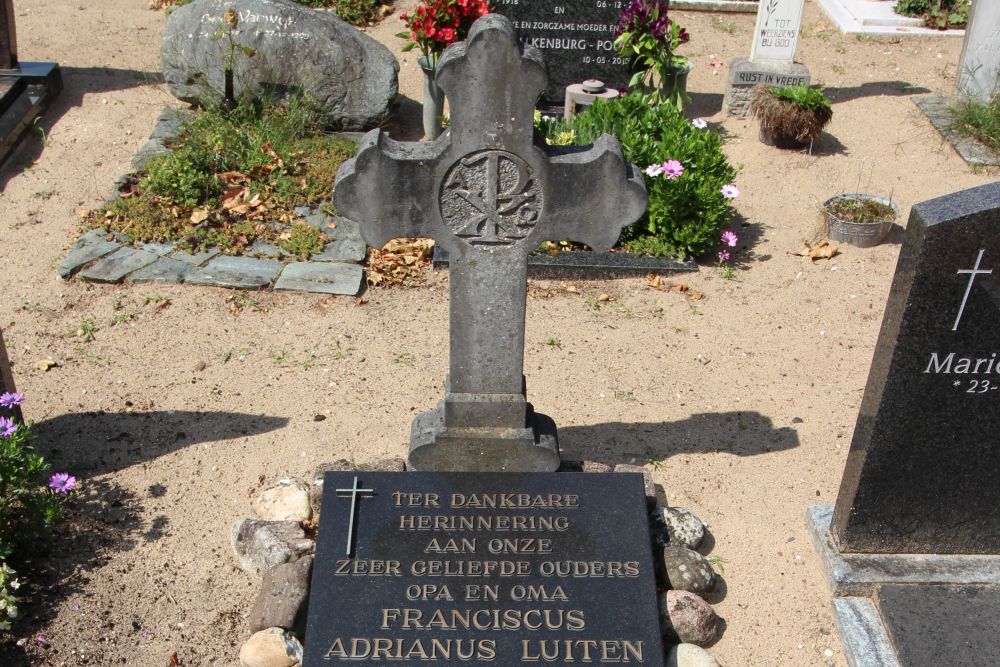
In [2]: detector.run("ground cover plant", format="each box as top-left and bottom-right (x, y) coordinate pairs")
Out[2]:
(950, 92), (1000, 155)
(538, 95), (739, 260)
(893, 0), (968, 29)
(86, 95), (357, 259)
(0, 392), (75, 633)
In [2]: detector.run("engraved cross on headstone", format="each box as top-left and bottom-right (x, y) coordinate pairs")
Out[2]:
(333, 14), (646, 473)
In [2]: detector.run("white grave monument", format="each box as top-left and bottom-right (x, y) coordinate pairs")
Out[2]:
(724, 0), (811, 117)
(958, 0), (1000, 102)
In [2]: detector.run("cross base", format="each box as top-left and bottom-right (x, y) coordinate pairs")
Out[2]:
(407, 402), (559, 472)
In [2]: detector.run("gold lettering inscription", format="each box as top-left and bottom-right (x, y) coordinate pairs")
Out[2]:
(380, 607), (585, 631)
(325, 637), (496, 661)
(333, 559), (401, 576)
(521, 639), (643, 662)
(450, 493), (579, 509)
(398, 514), (570, 531)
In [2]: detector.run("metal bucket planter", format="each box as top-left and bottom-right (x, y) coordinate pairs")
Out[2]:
(823, 193), (898, 248)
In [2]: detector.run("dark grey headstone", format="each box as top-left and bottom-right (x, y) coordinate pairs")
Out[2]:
(832, 181), (1000, 554)
(302, 471), (665, 666)
(160, 0), (399, 130)
(879, 585), (1000, 667)
(493, 1), (628, 103)
(333, 15), (646, 473)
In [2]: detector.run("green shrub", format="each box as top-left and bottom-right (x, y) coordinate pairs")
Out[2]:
(540, 95), (738, 259)
(894, 0), (968, 28)
(141, 147), (219, 207)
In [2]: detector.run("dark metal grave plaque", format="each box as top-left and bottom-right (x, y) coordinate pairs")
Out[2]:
(492, 0), (629, 103)
(303, 472), (664, 665)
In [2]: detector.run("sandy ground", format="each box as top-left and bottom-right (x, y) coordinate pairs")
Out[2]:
(0, 0), (993, 664)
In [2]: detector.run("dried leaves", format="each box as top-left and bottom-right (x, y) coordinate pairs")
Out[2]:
(366, 238), (434, 287)
(646, 274), (703, 300)
(795, 240), (840, 261)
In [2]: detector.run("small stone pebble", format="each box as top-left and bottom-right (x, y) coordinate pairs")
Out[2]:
(651, 506), (705, 550)
(667, 643), (721, 667)
(659, 590), (720, 646)
(663, 546), (717, 598)
(253, 479), (312, 522)
(239, 627), (302, 667)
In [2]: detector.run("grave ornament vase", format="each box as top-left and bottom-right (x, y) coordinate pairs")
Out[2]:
(418, 56), (445, 140)
(659, 61), (693, 110)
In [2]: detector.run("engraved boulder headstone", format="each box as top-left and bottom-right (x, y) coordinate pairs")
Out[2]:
(724, 0), (810, 117)
(957, 0), (1000, 103)
(333, 14), (646, 472)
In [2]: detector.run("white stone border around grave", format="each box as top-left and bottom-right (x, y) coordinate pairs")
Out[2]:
(815, 0), (965, 37)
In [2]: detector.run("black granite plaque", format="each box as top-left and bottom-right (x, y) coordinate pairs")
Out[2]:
(303, 472), (664, 665)
(492, 0), (630, 103)
(831, 181), (1000, 554)
(879, 585), (1000, 667)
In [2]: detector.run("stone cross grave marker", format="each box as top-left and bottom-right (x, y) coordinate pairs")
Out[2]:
(724, 0), (810, 117)
(334, 14), (646, 473)
(957, 0), (1000, 103)
(830, 180), (1000, 555)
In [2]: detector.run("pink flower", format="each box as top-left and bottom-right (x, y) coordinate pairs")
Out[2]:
(721, 184), (740, 199)
(49, 473), (77, 494)
(721, 230), (739, 247)
(662, 160), (684, 179)
(718, 250), (731, 261)
(710, 58), (724, 75)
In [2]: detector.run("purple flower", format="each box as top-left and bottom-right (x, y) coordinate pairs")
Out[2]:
(691, 118), (708, 129)
(0, 392), (24, 409)
(721, 230), (739, 247)
(663, 160), (684, 179)
(644, 163), (664, 177)
(721, 184), (740, 199)
(718, 250), (731, 262)
(0, 417), (16, 438)
(35, 635), (48, 647)
(48, 473), (77, 494)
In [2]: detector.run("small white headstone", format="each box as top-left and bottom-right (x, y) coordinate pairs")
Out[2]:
(750, 0), (806, 63)
(958, 0), (1000, 102)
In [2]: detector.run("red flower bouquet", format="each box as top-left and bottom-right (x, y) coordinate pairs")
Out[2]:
(397, 0), (490, 69)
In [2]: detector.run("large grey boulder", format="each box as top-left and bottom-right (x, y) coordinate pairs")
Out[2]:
(161, 0), (398, 130)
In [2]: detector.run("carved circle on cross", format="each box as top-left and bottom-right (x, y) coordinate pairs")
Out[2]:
(439, 149), (543, 248)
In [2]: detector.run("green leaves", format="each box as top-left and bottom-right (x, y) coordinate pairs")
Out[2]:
(544, 94), (738, 260)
